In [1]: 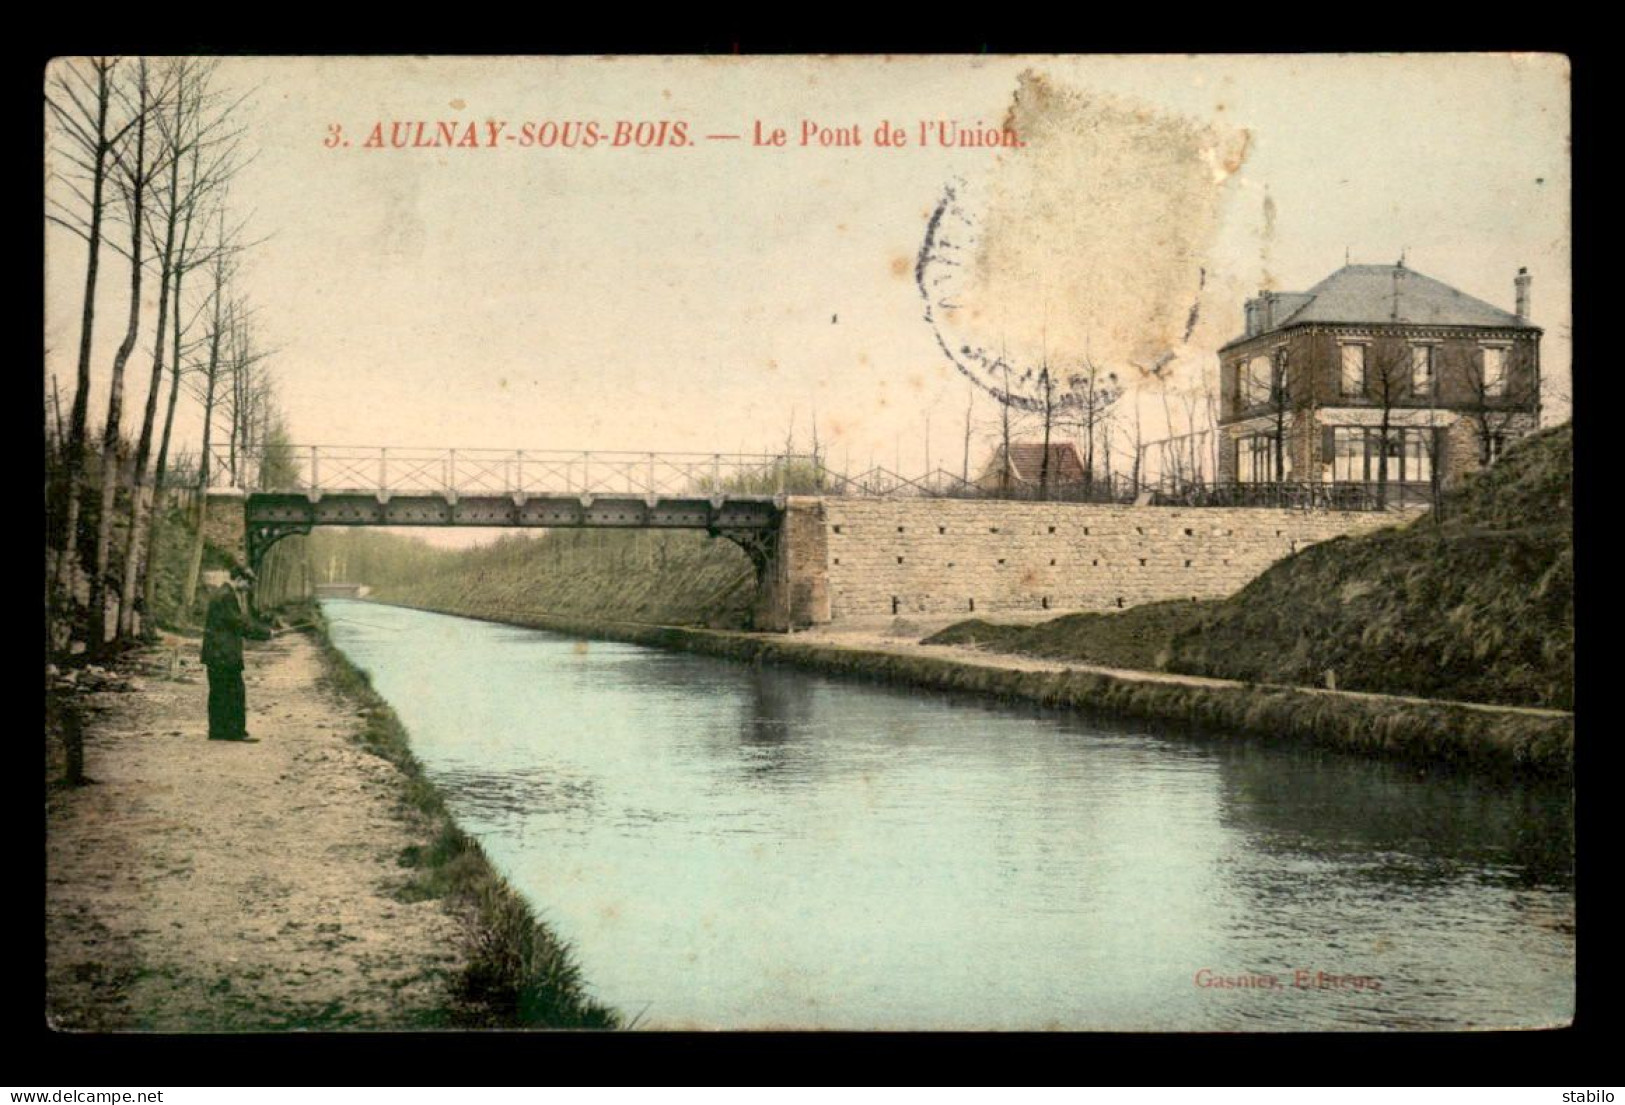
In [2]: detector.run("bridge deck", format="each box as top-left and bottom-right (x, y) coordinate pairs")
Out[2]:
(247, 491), (784, 531)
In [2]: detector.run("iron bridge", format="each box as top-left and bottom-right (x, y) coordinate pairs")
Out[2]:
(233, 446), (808, 577)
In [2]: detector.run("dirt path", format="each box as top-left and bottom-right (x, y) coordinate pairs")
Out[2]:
(793, 621), (1575, 721)
(46, 632), (466, 1031)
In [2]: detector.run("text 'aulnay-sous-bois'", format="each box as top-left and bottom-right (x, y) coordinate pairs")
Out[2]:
(324, 119), (1025, 151)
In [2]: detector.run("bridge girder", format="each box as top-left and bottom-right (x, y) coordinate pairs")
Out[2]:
(244, 491), (786, 578)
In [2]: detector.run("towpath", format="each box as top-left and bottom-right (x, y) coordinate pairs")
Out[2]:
(45, 632), (466, 1031)
(794, 619), (1574, 722)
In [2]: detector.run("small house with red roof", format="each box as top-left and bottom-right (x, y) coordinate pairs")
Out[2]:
(977, 441), (1089, 492)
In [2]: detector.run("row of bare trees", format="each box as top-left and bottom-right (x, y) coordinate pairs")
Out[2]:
(932, 335), (1530, 508)
(966, 353), (1126, 499)
(46, 56), (282, 660)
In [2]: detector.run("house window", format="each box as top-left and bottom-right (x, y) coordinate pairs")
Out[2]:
(1332, 426), (1365, 481)
(1410, 344), (1435, 396)
(1401, 430), (1433, 484)
(1482, 346), (1507, 397)
(1331, 427), (1433, 484)
(1247, 355), (1272, 407)
(1237, 434), (1282, 484)
(1339, 343), (1366, 397)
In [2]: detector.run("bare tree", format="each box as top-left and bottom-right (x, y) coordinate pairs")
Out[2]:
(1129, 399), (1144, 495)
(1100, 414), (1115, 495)
(1421, 402), (1447, 522)
(1451, 341), (1537, 468)
(914, 182), (1135, 501)
(237, 349), (284, 491)
(970, 353), (1121, 501)
(995, 360), (1015, 492)
(960, 385), (973, 485)
(226, 319), (267, 488)
(809, 404), (824, 489)
(1034, 361), (1062, 498)
(1361, 339), (1414, 509)
(1204, 379), (1222, 483)
(142, 151), (235, 619)
(1178, 388), (1211, 485)
(47, 376), (66, 463)
(1155, 379), (1184, 487)
(45, 57), (144, 647)
(182, 232), (237, 612)
(88, 59), (177, 650)
(121, 59), (247, 637)
(1065, 357), (1122, 492)
(1267, 347), (1292, 481)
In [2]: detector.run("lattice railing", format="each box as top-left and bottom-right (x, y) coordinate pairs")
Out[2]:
(215, 446), (825, 498)
(214, 445), (1427, 511)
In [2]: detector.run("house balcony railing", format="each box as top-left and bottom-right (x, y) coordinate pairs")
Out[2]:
(1151, 480), (1435, 511)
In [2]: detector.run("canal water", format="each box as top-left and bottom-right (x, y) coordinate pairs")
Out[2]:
(323, 600), (1574, 1031)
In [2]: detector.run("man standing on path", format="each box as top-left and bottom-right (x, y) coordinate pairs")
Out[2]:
(202, 566), (263, 742)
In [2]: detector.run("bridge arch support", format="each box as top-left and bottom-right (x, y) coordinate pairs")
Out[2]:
(237, 489), (832, 633)
(718, 496), (830, 631)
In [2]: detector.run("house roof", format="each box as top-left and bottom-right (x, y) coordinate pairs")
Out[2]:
(990, 442), (1086, 484)
(1263, 292), (1316, 321)
(1229, 264), (1532, 348)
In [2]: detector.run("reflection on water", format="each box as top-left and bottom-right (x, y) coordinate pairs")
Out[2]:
(324, 600), (1574, 1030)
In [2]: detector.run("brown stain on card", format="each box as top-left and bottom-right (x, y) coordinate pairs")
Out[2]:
(969, 70), (1249, 365)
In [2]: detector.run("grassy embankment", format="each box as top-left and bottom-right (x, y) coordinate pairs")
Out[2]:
(304, 602), (619, 1029)
(372, 606), (1571, 778)
(371, 529), (756, 628)
(929, 423), (1575, 712)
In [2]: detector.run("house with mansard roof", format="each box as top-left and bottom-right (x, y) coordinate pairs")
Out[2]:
(1216, 262), (1541, 502)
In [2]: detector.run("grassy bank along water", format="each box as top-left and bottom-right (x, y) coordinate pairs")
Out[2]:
(929, 424), (1574, 712)
(370, 601), (1573, 780)
(309, 606), (619, 1029)
(927, 600), (1210, 673)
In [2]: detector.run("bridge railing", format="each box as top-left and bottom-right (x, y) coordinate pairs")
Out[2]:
(214, 446), (1426, 512)
(216, 445), (829, 498)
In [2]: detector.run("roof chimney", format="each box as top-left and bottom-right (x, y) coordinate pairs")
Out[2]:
(1515, 267), (1531, 322)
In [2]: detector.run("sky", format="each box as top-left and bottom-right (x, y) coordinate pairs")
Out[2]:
(44, 54), (1571, 508)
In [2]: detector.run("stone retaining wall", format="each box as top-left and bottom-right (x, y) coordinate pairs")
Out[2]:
(821, 499), (1395, 619)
